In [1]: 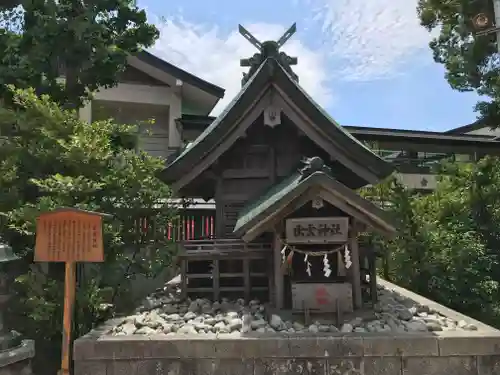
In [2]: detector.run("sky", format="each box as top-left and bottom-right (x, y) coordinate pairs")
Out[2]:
(139, 0), (482, 132)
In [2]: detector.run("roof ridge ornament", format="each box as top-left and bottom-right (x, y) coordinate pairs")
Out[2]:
(299, 156), (331, 178)
(238, 23), (299, 86)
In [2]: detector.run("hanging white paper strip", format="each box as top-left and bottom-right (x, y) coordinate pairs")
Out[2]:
(344, 244), (352, 269)
(281, 245), (287, 264)
(323, 254), (332, 277)
(304, 254), (312, 277)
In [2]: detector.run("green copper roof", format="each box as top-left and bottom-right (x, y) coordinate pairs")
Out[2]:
(271, 62), (393, 181)
(277, 64), (378, 158)
(234, 157), (396, 241)
(160, 57), (394, 190)
(164, 61), (267, 174)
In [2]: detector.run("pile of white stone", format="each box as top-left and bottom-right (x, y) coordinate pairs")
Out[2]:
(109, 285), (479, 336)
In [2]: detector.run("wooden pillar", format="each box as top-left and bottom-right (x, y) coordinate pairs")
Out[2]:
(369, 250), (378, 305)
(337, 251), (346, 277)
(180, 258), (188, 301)
(243, 258), (251, 302)
(349, 221), (362, 309)
(268, 255), (275, 304)
(273, 232), (284, 309)
(212, 259), (220, 302)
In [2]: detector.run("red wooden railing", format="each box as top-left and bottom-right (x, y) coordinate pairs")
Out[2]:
(166, 214), (215, 241)
(134, 210), (216, 242)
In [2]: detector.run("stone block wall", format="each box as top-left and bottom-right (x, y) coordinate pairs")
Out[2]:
(74, 328), (500, 375)
(0, 359), (32, 375)
(0, 340), (35, 375)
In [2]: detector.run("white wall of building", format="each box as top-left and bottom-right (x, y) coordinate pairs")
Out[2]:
(78, 82), (183, 151)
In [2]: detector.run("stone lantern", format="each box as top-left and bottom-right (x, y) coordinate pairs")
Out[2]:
(0, 244), (35, 375)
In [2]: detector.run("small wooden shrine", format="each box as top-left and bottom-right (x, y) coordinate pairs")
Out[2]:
(160, 24), (396, 313)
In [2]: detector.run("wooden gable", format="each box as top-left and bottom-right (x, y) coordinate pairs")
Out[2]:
(233, 158), (396, 242)
(160, 58), (394, 196)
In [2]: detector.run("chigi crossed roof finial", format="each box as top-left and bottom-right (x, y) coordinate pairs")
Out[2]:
(238, 23), (298, 86)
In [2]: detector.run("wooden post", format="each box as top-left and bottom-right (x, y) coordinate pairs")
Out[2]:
(267, 255), (274, 304)
(180, 259), (188, 301)
(273, 232), (284, 309)
(34, 208), (110, 375)
(369, 250), (378, 305)
(61, 262), (76, 375)
(337, 251), (346, 277)
(349, 220), (362, 309)
(243, 258), (251, 302)
(212, 259), (220, 301)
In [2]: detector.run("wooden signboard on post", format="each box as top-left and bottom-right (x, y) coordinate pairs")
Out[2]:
(35, 209), (106, 263)
(34, 208), (110, 375)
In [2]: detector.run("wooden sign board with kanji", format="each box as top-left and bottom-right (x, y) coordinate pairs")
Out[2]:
(35, 208), (108, 263)
(286, 217), (349, 244)
(34, 208), (110, 375)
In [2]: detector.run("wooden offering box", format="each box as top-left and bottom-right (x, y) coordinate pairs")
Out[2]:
(291, 282), (353, 313)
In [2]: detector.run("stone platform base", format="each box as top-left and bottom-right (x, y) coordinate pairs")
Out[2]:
(0, 340), (35, 375)
(74, 329), (500, 375)
(74, 280), (500, 375)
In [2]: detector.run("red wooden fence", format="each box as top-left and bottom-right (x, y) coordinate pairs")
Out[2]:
(166, 214), (215, 241)
(135, 211), (216, 242)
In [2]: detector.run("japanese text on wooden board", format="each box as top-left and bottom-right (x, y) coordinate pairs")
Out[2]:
(286, 217), (349, 244)
(35, 212), (104, 263)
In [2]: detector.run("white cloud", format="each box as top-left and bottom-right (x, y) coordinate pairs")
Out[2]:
(150, 17), (333, 115)
(306, 0), (434, 81)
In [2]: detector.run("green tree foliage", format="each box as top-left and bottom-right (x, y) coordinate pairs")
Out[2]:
(364, 158), (500, 326)
(0, 0), (158, 108)
(417, 0), (500, 122)
(0, 1), (161, 372)
(0, 88), (176, 373)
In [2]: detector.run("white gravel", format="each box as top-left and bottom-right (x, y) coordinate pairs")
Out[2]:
(109, 284), (478, 336)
